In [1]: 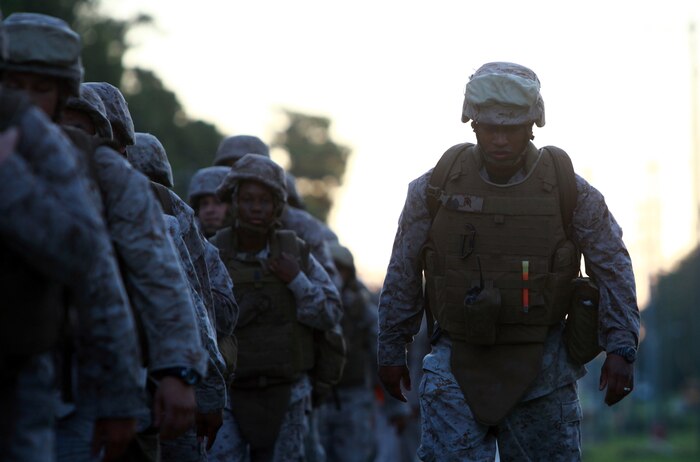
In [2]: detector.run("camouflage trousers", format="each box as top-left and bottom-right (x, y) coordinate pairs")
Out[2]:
(208, 378), (312, 462)
(0, 353), (56, 462)
(160, 428), (206, 462)
(316, 386), (377, 462)
(418, 341), (582, 462)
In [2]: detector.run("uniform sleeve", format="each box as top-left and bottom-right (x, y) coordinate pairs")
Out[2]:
(93, 146), (207, 375)
(288, 252), (343, 331)
(377, 171), (433, 367)
(572, 174), (640, 351)
(163, 216), (226, 412)
(204, 241), (238, 338)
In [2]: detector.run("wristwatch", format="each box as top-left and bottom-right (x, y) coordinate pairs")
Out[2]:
(609, 347), (637, 364)
(155, 367), (201, 385)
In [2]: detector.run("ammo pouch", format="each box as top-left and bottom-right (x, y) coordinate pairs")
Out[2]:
(564, 277), (602, 365)
(463, 282), (501, 345)
(217, 334), (238, 384)
(310, 328), (347, 406)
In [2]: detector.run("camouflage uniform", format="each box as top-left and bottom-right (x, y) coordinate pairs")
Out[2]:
(127, 131), (238, 460)
(316, 277), (378, 461)
(51, 107), (207, 462)
(208, 154), (343, 462)
(0, 97), (142, 462)
(0, 13), (145, 461)
(378, 63), (640, 461)
(211, 134), (341, 288)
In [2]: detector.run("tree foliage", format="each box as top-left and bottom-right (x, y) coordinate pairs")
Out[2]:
(2, 0), (223, 198)
(3, 2), (352, 212)
(641, 247), (700, 398)
(273, 110), (351, 222)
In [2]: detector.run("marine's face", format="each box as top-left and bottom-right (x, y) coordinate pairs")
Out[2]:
(3, 71), (60, 116)
(236, 180), (276, 229)
(197, 193), (229, 236)
(472, 122), (532, 169)
(61, 108), (96, 135)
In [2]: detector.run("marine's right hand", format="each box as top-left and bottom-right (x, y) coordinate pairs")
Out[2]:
(378, 365), (411, 403)
(153, 376), (196, 440)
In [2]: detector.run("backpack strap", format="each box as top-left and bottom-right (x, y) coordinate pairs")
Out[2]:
(150, 181), (175, 216)
(426, 142), (474, 220)
(542, 145), (577, 241)
(423, 142), (473, 341)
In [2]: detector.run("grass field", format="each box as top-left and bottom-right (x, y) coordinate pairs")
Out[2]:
(583, 431), (700, 462)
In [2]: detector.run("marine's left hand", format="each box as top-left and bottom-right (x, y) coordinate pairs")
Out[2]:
(268, 252), (300, 283)
(599, 353), (634, 406)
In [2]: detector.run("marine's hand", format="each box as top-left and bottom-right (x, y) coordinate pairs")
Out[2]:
(90, 418), (136, 462)
(196, 410), (223, 450)
(153, 376), (196, 439)
(378, 365), (411, 403)
(268, 252), (300, 283)
(599, 353), (634, 406)
(0, 127), (20, 166)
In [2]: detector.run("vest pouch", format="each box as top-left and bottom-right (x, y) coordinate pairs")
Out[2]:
(564, 277), (602, 365)
(546, 240), (580, 323)
(311, 328), (347, 406)
(217, 334), (238, 384)
(463, 282), (501, 345)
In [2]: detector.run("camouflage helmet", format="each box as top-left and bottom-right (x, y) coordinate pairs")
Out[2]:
(462, 62), (545, 127)
(217, 153), (287, 205)
(84, 82), (135, 147)
(213, 135), (269, 166)
(126, 132), (174, 188)
(329, 242), (355, 270)
(188, 166), (230, 205)
(285, 171), (307, 210)
(64, 83), (113, 139)
(0, 13), (83, 97)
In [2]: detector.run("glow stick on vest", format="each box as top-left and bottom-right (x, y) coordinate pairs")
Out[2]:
(522, 260), (529, 313)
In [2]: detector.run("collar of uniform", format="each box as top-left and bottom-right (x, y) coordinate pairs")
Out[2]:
(235, 243), (270, 262)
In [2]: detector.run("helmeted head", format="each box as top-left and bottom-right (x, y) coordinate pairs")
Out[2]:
(329, 242), (356, 283)
(84, 81), (135, 151)
(126, 132), (174, 188)
(285, 171), (306, 210)
(188, 166), (230, 207)
(213, 135), (269, 167)
(63, 83), (113, 139)
(461, 62), (545, 127)
(0, 13), (83, 96)
(216, 154), (287, 216)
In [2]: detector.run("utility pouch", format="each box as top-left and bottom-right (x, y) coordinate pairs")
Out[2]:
(463, 282), (501, 345)
(218, 334), (238, 384)
(564, 277), (602, 365)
